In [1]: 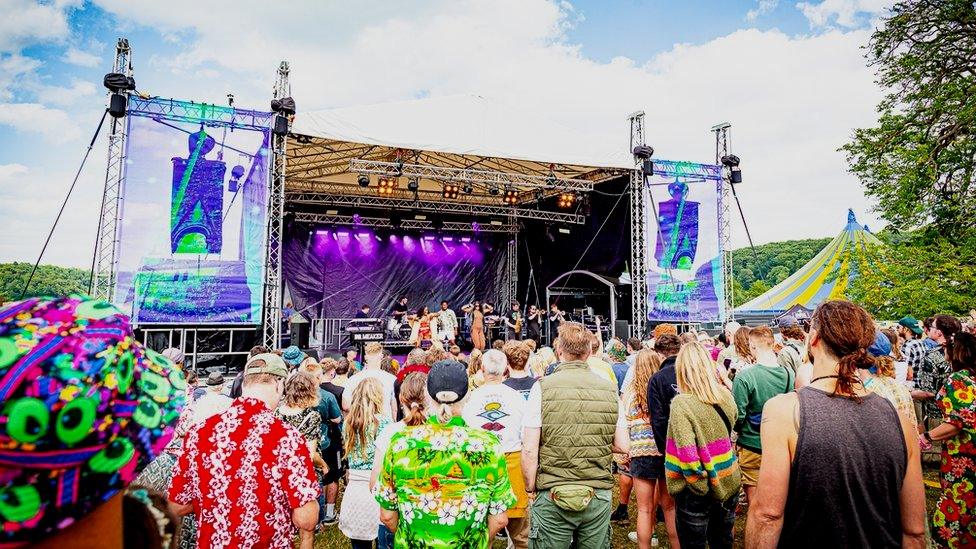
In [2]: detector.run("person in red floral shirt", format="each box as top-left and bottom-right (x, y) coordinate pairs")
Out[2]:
(168, 353), (320, 549)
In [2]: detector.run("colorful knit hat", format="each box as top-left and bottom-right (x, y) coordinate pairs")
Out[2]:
(0, 296), (185, 546)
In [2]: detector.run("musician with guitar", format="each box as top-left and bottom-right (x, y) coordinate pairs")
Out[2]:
(505, 300), (522, 341)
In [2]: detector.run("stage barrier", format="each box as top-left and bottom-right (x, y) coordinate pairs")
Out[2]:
(644, 174), (725, 323)
(113, 98), (273, 324)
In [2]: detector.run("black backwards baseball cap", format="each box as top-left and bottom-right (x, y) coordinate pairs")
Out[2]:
(427, 359), (469, 404)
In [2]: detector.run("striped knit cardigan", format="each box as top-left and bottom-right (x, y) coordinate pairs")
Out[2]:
(664, 392), (742, 501)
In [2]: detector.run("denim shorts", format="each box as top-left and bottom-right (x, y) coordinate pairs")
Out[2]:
(630, 455), (665, 481)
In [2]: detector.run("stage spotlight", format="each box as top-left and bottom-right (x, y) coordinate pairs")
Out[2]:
(557, 192), (576, 209)
(407, 177), (420, 192)
(488, 185), (500, 196)
(463, 183), (473, 194)
(352, 213), (362, 227)
(442, 183), (460, 200)
(546, 173), (558, 187)
(358, 174), (370, 187)
(471, 221), (481, 234)
(722, 154), (743, 184)
(103, 72), (135, 119)
(414, 214), (427, 221)
(326, 209), (339, 215)
(377, 176), (398, 196)
(633, 144), (655, 177)
(503, 188), (518, 205)
(490, 220), (503, 226)
(558, 227), (571, 235)
(393, 161), (404, 177)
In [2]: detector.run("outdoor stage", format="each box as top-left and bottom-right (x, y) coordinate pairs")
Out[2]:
(89, 40), (739, 371)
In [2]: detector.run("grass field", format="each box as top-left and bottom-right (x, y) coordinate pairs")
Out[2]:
(307, 464), (944, 548)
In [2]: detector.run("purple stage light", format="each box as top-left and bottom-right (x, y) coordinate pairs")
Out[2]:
(337, 230), (350, 237)
(422, 235), (436, 241)
(331, 232), (337, 240)
(352, 213), (362, 226)
(461, 237), (472, 243)
(443, 236), (454, 242)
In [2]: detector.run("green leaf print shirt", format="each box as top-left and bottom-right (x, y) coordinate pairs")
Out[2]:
(375, 415), (516, 549)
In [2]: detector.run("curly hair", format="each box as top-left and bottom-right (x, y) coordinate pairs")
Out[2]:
(503, 340), (530, 371)
(284, 372), (320, 409)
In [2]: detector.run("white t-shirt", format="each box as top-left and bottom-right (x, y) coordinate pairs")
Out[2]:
(462, 382), (527, 453)
(342, 368), (397, 418)
(523, 381), (626, 432)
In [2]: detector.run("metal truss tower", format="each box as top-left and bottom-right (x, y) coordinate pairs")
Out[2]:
(506, 217), (518, 309)
(262, 61), (289, 349)
(628, 112), (648, 338)
(90, 38), (132, 301)
(712, 122), (734, 323)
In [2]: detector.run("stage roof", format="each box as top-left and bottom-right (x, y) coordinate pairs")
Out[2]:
(285, 94), (632, 211)
(736, 210), (883, 313)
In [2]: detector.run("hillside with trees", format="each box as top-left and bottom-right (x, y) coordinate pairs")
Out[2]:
(0, 262), (91, 303)
(731, 238), (831, 307)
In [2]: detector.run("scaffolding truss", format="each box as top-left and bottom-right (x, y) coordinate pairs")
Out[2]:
(628, 112), (648, 339)
(507, 232), (518, 308)
(349, 159), (596, 192)
(261, 62), (289, 349)
(713, 123), (735, 323)
(90, 38), (132, 301)
(292, 212), (518, 233)
(126, 97), (274, 130)
(286, 186), (585, 225)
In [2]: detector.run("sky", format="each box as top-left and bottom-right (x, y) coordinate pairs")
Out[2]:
(0, 0), (896, 268)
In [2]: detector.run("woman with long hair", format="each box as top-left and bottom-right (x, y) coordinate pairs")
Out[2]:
(338, 377), (392, 548)
(627, 349), (679, 549)
(407, 306), (441, 348)
(666, 341), (740, 549)
(274, 372), (326, 549)
(464, 302), (486, 351)
(882, 327), (911, 384)
(925, 331), (976, 548)
(746, 300), (926, 548)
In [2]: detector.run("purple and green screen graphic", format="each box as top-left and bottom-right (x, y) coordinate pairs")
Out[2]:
(645, 174), (724, 323)
(113, 98), (272, 324)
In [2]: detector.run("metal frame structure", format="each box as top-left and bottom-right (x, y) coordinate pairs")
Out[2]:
(136, 326), (257, 372)
(90, 38), (132, 300)
(286, 184), (585, 224)
(261, 61), (289, 349)
(712, 123), (735, 322)
(628, 111), (648, 339)
(349, 159), (596, 193)
(293, 212), (518, 233)
(507, 232), (518, 308)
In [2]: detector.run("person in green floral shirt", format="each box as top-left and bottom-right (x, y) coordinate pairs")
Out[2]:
(376, 360), (516, 548)
(924, 332), (976, 548)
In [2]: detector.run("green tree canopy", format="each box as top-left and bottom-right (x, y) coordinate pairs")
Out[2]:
(0, 263), (91, 304)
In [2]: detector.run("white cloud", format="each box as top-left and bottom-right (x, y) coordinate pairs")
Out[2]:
(0, 53), (42, 100)
(35, 79), (97, 106)
(796, 0), (894, 28)
(63, 46), (101, 68)
(0, 0), (79, 51)
(0, 163), (28, 179)
(747, 0), (779, 21)
(0, 102), (81, 143)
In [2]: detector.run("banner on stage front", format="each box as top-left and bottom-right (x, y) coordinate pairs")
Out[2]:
(112, 97), (273, 324)
(644, 175), (724, 323)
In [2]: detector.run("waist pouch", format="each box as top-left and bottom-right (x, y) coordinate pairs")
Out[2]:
(550, 485), (595, 512)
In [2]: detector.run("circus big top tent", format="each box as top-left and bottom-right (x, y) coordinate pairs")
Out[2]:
(736, 210), (882, 314)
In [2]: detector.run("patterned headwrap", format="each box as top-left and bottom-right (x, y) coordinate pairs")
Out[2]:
(606, 340), (628, 363)
(0, 296), (185, 546)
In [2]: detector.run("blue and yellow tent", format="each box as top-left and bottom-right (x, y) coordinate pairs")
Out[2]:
(736, 210), (881, 313)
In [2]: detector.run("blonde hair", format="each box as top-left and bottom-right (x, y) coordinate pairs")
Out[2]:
(399, 372), (429, 426)
(631, 349), (663, 417)
(676, 342), (729, 405)
(557, 322), (590, 359)
(302, 361), (323, 377)
(364, 342), (383, 356)
(343, 377), (384, 457)
(283, 372), (320, 409)
(502, 340), (530, 371)
(467, 349), (483, 377)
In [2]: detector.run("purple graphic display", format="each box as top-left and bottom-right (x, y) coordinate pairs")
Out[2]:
(283, 225), (508, 319)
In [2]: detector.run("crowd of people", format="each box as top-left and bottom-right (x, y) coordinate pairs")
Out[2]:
(3, 295), (975, 548)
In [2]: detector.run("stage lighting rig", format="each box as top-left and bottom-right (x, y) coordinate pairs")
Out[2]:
(463, 183), (474, 194)
(358, 174), (370, 188)
(503, 188), (518, 205)
(557, 192), (577, 209)
(270, 96), (296, 137)
(488, 184), (500, 196)
(721, 154), (742, 184)
(103, 72), (136, 118)
(407, 177), (420, 192)
(377, 176), (398, 196)
(442, 183), (460, 200)
(633, 144), (655, 177)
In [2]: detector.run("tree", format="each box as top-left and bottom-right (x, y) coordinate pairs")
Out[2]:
(842, 0), (976, 240)
(0, 263), (91, 303)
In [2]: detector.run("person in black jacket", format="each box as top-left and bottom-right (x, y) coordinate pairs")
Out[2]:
(645, 333), (683, 544)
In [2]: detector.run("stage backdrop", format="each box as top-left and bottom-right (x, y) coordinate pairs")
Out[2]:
(113, 98), (273, 324)
(644, 174), (724, 323)
(283, 223), (509, 320)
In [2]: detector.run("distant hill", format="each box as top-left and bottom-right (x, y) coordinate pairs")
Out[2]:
(0, 262), (91, 303)
(731, 237), (832, 307)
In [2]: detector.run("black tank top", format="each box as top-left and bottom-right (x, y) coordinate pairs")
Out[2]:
(779, 386), (907, 549)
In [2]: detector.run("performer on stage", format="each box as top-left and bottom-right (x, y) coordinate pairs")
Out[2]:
(462, 302), (486, 350)
(526, 304), (542, 345)
(438, 300), (458, 345)
(391, 296), (409, 321)
(407, 306), (440, 348)
(355, 304), (371, 318)
(548, 303), (566, 344)
(504, 300), (522, 341)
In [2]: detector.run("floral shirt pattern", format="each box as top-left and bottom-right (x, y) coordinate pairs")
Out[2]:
(375, 415), (516, 548)
(919, 346), (953, 419)
(169, 397), (320, 549)
(347, 414), (392, 470)
(933, 371), (976, 549)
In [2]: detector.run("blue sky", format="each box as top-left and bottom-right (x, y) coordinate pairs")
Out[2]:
(0, 0), (893, 267)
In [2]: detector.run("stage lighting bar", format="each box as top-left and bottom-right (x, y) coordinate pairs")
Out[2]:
(126, 97), (274, 132)
(377, 176), (398, 196)
(293, 212), (518, 233)
(503, 188), (518, 205)
(443, 183), (460, 200)
(645, 159), (724, 181)
(349, 159), (595, 192)
(557, 192), (576, 209)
